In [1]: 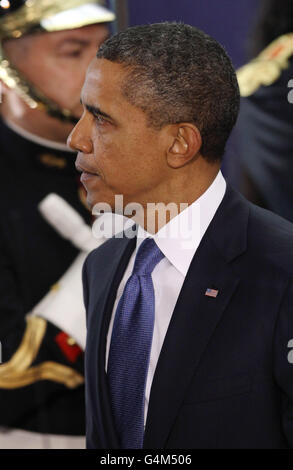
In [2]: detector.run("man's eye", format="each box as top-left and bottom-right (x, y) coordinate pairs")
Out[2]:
(69, 50), (82, 57)
(60, 49), (83, 58)
(94, 114), (106, 124)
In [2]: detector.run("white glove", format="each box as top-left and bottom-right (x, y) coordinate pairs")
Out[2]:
(38, 193), (99, 252)
(30, 252), (88, 349)
(29, 194), (105, 350)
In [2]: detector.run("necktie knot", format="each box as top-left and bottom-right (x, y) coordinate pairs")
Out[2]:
(132, 238), (164, 276)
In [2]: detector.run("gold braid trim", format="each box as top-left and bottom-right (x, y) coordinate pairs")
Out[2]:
(237, 33), (293, 97)
(0, 316), (47, 374)
(0, 316), (84, 389)
(0, 361), (84, 389)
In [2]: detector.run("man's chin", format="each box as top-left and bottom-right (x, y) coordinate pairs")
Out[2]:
(86, 192), (98, 211)
(86, 191), (116, 214)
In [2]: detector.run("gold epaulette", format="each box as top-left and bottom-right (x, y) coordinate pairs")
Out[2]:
(0, 316), (84, 389)
(237, 33), (293, 97)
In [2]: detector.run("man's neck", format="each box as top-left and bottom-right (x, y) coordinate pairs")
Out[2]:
(132, 165), (221, 234)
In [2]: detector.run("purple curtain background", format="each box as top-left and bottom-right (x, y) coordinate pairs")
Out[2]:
(127, 0), (260, 69)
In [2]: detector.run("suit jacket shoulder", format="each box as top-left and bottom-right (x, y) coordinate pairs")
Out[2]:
(246, 201), (293, 277)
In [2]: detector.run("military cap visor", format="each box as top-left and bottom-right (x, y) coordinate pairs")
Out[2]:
(0, 0), (115, 39)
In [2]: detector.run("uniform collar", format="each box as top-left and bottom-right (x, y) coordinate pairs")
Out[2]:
(3, 118), (74, 153)
(0, 118), (77, 174)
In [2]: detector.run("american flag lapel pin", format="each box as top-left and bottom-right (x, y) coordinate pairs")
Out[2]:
(205, 287), (219, 298)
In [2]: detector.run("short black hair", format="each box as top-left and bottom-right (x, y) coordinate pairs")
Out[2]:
(97, 22), (240, 162)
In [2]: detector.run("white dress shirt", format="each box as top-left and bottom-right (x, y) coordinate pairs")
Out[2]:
(106, 171), (227, 425)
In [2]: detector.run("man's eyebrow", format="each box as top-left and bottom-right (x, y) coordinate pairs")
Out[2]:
(58, 38), (92, 48)
(81, 100), (114, 121)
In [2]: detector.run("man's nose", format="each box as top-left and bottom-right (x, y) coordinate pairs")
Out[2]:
(67, 120), (93, 154)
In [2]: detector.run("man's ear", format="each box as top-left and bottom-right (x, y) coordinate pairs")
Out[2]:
(167, 123), (202, 169)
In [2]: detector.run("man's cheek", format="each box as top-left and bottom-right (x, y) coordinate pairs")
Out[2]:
(100, 142), (124, 168)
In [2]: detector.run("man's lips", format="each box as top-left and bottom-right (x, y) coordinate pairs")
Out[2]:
(75, 163), (100, 182)
(75, 162), (96, 174)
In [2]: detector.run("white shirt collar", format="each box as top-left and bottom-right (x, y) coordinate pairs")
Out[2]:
(136, 171), (226, 276)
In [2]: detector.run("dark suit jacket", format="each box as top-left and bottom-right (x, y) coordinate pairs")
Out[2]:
(83, 185), (293, 449)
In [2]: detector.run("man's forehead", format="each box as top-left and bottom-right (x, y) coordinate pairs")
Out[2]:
(57, 23), (109, 39)
(84, 58), (126, 93)
(48, 23), (109, 45)
(15, 23), (109, 50)
(88, 58), (125, 78)
(81, 58), (141, 121)
(81, 60), (121, 107)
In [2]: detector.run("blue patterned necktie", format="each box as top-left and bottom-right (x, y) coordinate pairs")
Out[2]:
(107, 237), (164, 449)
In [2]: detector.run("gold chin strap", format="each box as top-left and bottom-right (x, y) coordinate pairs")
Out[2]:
(0, 316), (84, 389)
(0, 45), (79, 124)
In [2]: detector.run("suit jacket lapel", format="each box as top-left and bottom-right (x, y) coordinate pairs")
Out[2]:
(143, 186), (250, 449)
(87, 231), (137, 448)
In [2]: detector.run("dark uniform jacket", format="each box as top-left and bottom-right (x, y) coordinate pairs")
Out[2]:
(0, 119), (89, 435)
(237, 35), (293, 222)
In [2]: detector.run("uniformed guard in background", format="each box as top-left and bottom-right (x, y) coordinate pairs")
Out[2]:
(237, 0), (293, 222)
(0, 0), (114, 448)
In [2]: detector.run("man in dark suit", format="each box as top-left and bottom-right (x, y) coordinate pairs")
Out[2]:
(68, 22), (293, 449)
